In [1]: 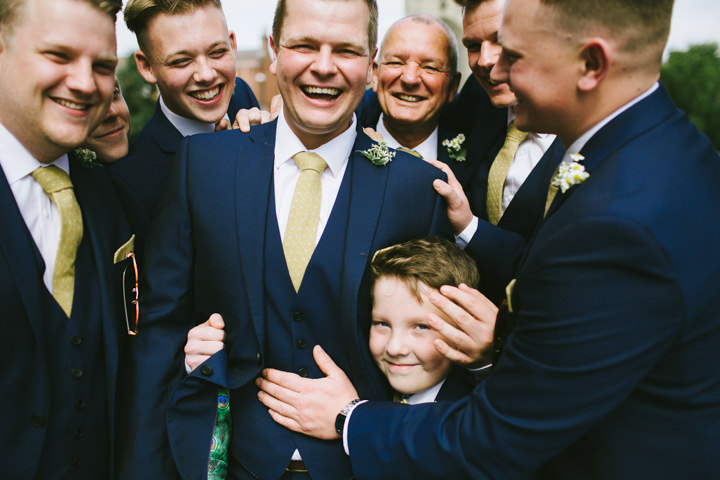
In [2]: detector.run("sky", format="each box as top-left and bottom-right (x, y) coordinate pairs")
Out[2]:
(116, 0), (720, 58)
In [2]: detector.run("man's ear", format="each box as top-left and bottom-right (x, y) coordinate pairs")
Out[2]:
(228, 30), (238, 55)
(269, 34), (278, 76)
(578, 38), (610, 92)
(366, 47), (378, 86)
(447, 71), (462, 101)
(134, 50), (157, 84)
(371, 61), (379, 92)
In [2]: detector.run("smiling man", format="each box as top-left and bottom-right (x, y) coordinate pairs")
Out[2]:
(0, 0), (135, 478)
(120, 0), (452, 478)
(360, 15), (461, 161)
(108, 0), (259, 248)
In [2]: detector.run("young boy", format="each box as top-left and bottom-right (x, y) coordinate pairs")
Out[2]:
(369, 237), (480, 404)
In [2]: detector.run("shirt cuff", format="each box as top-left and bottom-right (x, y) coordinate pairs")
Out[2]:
(455, 216), (478, 249)
(467, 363), (493, 372)
(184, 360), (192, 375)
(342, 399), (368, 455)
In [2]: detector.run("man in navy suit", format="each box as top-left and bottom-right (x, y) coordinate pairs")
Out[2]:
(120, 0), (452, 478)
(358, 15), (463, 167)
(109, 0), (259, 247)
(0, 0), (133, 478)
(256, 0), (720, 478)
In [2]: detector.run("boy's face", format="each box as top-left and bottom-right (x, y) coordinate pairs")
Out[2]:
(0, 0), (117, 163)
(270, 0), (374, 150)
(134, 3), (237, 124)
(370, 276), (453, 395)
(83, 80), (130, 164)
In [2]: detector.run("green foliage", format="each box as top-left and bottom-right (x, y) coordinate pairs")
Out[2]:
(116, 54), (157, 143)
(661, 43), (720, 151)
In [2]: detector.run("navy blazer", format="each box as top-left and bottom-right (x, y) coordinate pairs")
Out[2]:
(118, 121), (452, 479)
(109, 76), (259, 247)
(346, 85), (720, 479)
(0, 159), (132, 479)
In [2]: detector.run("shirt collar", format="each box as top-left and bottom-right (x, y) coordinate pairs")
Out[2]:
(376, 114), (439, 159)
(159, 96), (219, 138)
(566, 82), (659, 157)
(0, 122), (69, 185)
(407, 378), (446, 405)
(274, 107), (357, 178)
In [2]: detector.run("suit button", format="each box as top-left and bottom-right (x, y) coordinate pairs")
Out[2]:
(72, 457), (83, 468)
(293, 312), (303, 322)
(298, 367), (308, 377)
(74, 399), (85, 410)
(30, 415), (45, 428)
(297, 339), (307, 349)
(70, 335), (83, 347)
(200, 365), (214, 377)
(73, 428), (84, 440)
(256, 352), (262, 365)
(71, 367), (83, 378)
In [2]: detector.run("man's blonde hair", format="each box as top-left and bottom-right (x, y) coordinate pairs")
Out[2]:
(124, 0), (224, 53)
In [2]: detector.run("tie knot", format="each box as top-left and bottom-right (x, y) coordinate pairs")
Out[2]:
(294, 152), (327, 174)
(507, 121), (529, 144)
(32, 165), (73, 194)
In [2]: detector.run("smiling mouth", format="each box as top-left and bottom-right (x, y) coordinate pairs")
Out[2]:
(190, 85), (222, 101)
(53, 98), (89, 111)
(302, 86), (341, 100)
(393, 93), (424, 103)
(94, 124), (126, 139)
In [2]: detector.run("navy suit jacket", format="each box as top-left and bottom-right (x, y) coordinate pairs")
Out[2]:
(0, 159), (132, 479)
(347, 85), (720, 479)
(109, 76), (258, 247)
(118, 121), (452, 479)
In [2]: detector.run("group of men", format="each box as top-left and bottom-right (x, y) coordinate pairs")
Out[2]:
(1, 0), (718, 479)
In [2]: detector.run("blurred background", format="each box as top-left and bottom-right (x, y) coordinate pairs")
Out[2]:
(116, 0), (720, 150)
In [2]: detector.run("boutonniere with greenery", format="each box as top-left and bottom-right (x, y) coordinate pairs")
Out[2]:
(72, 148), (103, 169)
(359, 141), (396, 167)
(552, 153), (589, 193)
(442, 133), (466, 162)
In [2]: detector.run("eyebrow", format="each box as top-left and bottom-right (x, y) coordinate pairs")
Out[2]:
(161, 40), (230, 62)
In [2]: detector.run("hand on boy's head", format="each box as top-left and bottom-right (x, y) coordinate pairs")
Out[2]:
(184, 313), (226, 372)
(257, 345), (358, 440)
(427, 284), (497, 369)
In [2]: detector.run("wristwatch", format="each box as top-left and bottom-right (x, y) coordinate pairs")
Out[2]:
(335, 398), (362, 435)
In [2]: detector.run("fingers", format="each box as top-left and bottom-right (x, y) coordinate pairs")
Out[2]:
(214, 118), (230, 132)
(312, 345), (345, 378)
(269, 94), (283, 119)
(431, 336), (474, 365)
(208, 313), (225, 330)
(441, 284), (498, 320)
(363, 127), (384, 143)
(232, 107), (271, 132)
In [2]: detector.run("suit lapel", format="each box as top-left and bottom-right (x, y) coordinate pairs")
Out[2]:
(235, 122), (277, 347)
(0, 165), (45, 340)
(339, 128), (391, 397)
(148, 103), (184, 155)
(69, 162), (120, 375)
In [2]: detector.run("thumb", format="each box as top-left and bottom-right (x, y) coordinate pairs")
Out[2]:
(313, 345), (343, 378)
(208, 313), (225, 329)
(433, 179), (455, 201)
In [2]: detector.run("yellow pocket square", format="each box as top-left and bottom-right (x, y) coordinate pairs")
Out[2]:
(113, 234), (136, 264)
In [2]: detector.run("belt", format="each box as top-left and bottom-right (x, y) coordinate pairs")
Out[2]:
(286, 460), (308, 473)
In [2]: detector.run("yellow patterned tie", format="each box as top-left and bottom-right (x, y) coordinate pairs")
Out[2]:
(32, 166), (83, 317)
(283, 152), (327, 292)
(544, 172), (560, 217)
(397, 147), (422, 158)
(486, 122), (528, 225)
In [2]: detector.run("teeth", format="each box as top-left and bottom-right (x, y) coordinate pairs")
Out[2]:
(55, 98), (88, 110)
(191, 86), (221, 101)
(303, 86), (340, 96)
(397, 94), (422, 102)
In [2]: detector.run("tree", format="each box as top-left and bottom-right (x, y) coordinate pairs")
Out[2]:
(661, 43), (720, 151)
(116, 54), (157, 143)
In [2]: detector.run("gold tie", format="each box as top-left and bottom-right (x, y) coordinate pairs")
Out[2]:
(392, 392), (410, 404)
(544, 172), (560, 217)
(283, 152), (327, 292)
(32, 166), (84, 317)
(486, 122), (528, 225)
(397, 147), (422, 158)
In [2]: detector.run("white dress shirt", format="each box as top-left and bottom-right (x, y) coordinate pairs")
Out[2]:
(0, 123), (69, 293)
(376, 114), (439, 160)
(274, 108), (355, 244)
(457, 108), (555, 246)
(159, 96), (225, 137)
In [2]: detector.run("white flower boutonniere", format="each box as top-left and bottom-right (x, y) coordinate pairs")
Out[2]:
(359, 141), (396, 167)
(552, 153), (589, 193)
(442, 133), (467, 162)
(73, 148), (103, 169)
